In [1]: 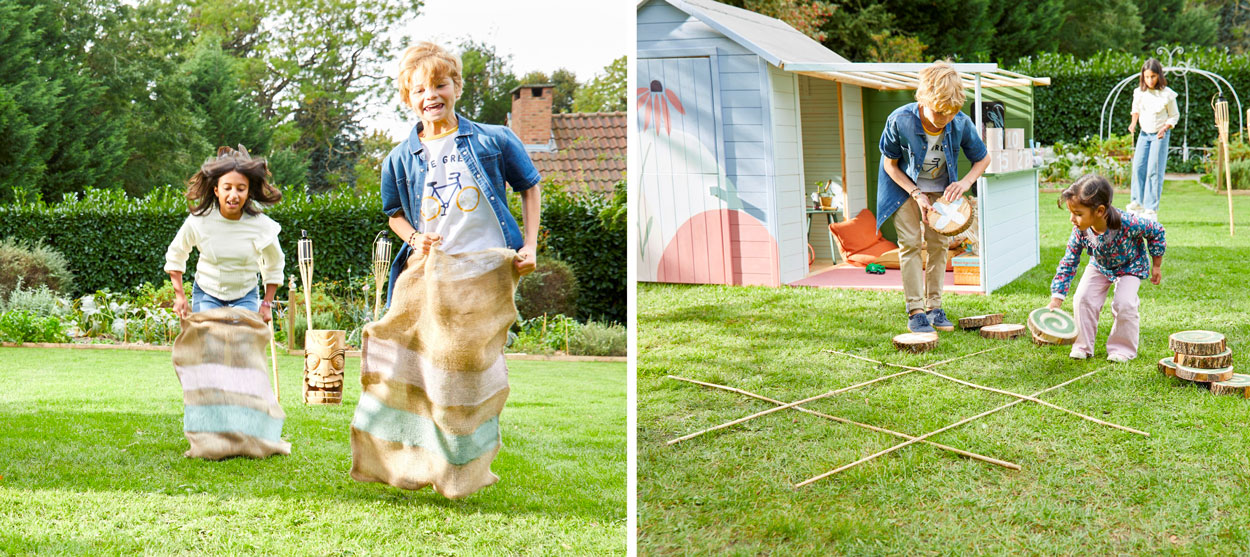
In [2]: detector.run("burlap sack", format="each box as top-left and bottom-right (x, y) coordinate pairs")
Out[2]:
(172, 307), (290, 459)
(351, 247), (519, 499)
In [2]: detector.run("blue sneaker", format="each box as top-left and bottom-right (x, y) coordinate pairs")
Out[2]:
(908, 311), (936, 333)
(928, 308), (955, 332)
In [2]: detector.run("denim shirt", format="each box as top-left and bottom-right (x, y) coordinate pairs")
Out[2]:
(380, 113), (541, 302)
(876, 102), (988, 231)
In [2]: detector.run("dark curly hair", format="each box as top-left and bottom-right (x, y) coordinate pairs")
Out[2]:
(186, 145), (282, 216)
(1058, 174), (1122, 230)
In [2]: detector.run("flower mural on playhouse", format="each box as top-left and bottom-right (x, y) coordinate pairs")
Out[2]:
(637, 79), (685, 135)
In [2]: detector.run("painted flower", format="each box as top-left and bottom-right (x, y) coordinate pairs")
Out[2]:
(637, 79), (685, 135)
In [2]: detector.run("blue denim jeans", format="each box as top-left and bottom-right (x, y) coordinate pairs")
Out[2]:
(1131, 129), (1170, 213)
(191, 283), (260, 312)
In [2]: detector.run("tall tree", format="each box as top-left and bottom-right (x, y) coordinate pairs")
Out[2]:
(1058, 0), (1145, 57)
(883, 0), (995, 60)
(550, 68), (579, 114)
(1136, 0), (1218, 49)
(458, 39), (518, 125)
(574, 56), (626, 113)
(987, 0), (1067, 63)
(817, 1), (916, 61)
(185, 41), (272, 154)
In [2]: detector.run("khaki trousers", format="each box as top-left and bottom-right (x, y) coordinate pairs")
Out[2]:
(894, 192), (948, 314)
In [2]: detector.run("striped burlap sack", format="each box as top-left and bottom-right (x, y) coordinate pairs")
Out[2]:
(351, 247), (519, 499)
(172, 307), (290, 460)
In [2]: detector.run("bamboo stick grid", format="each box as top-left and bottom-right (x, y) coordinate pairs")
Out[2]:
(666, 346), (1148, 488)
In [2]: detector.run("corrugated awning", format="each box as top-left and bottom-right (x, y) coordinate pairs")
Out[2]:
(781, 63), (1051, 91)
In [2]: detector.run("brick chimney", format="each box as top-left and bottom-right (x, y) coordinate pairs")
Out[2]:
(509, 83), (554, 146)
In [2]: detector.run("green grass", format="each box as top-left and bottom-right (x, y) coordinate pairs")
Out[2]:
(638, 181), (1250, 555)
(0, 349), (626, 555)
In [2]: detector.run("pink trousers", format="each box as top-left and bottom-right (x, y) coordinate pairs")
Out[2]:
(1070, 264), (1141, 359)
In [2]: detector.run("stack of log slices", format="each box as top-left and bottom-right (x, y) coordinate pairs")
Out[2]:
(1027, 308), (1078, 346)
(1158, 330), (1247, 398)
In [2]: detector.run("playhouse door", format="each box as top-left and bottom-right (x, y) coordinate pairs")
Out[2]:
(635, 56), (732, 284)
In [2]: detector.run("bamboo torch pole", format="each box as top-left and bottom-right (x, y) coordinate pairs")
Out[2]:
(1215, 94), (1234, 236)
(260, 255), (279, 402)
(372, 232), (392, 321)
(298, 230), (314, 328)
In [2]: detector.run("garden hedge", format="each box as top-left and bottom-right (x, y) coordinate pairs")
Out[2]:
(1007, 48), (1250, 148)
(0, 182), (625, 323)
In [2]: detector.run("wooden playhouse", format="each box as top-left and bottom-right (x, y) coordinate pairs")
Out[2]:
(635, 0), (1051, 293)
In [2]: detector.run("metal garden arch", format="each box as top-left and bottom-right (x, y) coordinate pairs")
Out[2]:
(1099, 46), (1243, 163)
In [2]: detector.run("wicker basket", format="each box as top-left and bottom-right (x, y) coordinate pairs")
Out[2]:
(952, 251), (980, 286)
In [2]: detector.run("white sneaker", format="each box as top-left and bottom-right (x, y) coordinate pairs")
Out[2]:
(1107, 354), (1134, 363)
(1126, 201), (1143, 214)
(1139, 209), (1157, 221)
(1070, 351), (1091, 360)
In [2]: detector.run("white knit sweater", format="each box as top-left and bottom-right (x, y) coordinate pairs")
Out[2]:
(164, 210), (284, 301)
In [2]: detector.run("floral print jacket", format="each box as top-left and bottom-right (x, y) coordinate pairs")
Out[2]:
(1050, 209), (1166, 298)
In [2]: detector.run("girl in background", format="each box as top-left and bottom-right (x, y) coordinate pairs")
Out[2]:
(1127, 58), (1179, 221)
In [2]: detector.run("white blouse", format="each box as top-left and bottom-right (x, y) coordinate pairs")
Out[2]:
(164, 210), (284, 301)
(1131, 87), (1180, 134)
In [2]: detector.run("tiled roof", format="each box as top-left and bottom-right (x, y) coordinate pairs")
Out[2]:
(530, 112), (626, 192)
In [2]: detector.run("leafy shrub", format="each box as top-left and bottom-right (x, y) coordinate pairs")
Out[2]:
(512, 314), (581, 354)
(2, 282), (70, 317)
(569, 321), (626, 356)
(0, 238), (74, 301)
(515, 257), (579, 320)
(0, 310), (71, 344)
(512, 179), (625, 323)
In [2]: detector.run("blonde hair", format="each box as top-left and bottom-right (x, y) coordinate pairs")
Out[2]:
(915, 60), (966, 113)
(397, 42), (463, 109)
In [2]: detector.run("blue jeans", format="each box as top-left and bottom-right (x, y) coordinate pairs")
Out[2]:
(1131, 129), (1170, 213)
(191, 283), (260, 312)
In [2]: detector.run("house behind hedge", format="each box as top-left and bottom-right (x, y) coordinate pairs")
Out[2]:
(508, 84), (626, 192)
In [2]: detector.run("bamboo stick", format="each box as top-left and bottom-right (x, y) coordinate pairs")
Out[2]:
(668, 375), (1020, 471)
(666, 368), (915, 445)
(269, 317), (279, 403)
(668, 347), (1006, 445)
(796, 367), (1108, 487)
(827, 351), (1148, 437)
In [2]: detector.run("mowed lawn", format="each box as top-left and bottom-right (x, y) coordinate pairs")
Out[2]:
(639, 181), (1250, 555)
(0, 349), (626, 555)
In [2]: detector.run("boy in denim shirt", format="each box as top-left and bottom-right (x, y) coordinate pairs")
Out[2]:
(877, 60), (990, 333)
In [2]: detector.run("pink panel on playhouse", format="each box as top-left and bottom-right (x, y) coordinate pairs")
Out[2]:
(657, 209), (778, 286)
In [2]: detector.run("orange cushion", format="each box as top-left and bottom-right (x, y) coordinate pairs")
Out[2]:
(846, 238), (897, 266)
(828, 208), (882, 255)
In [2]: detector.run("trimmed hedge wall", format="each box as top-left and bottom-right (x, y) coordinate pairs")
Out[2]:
(0, 182), (625, 323)
(1007, 48), (1250, 146)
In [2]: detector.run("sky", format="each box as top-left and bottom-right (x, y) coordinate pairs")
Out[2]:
(363, 0), (633, 141)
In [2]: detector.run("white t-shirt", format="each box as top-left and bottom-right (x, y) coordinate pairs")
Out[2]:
(164, 210), (284, 301)
(915, 129), (948, 193)
(418, 128), (507, 254)
(1131, 87), (1179, 134)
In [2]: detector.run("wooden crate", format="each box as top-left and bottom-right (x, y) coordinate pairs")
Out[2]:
(952, 251), (980, 285)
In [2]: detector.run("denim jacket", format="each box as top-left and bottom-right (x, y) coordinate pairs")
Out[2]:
(380, 113), (541, 301)
(876, 102), (987, 231)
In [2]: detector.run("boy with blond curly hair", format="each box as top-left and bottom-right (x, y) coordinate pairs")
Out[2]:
(877, 60), (991, 333)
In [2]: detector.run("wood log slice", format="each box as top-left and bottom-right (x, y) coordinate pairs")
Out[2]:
(1173, 349), (1233, 369)
(1028, 308), (1078, 345)
(980, 323), (1025, 340)
(1168, 330), (1227, 356)
(1174, 362), (1235, 383)
(1157, 357), (1177, 377)
(893, 332), (939, 353)
(958, 313), (1003, 330)
(925, 196), (974, 236)
(1030, 329), (1050, 346)
(1210, 374), (1250, 398)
